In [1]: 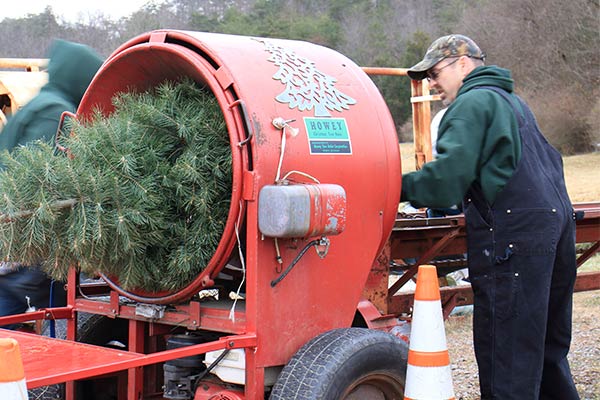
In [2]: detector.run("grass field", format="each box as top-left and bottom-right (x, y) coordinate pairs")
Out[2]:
(563, 152), (600, 203)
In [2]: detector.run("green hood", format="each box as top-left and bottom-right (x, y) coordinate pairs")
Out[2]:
(459, 65), (514, 95)
(46, 39), (103, 106)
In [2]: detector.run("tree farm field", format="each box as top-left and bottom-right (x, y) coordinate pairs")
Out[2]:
(400, 143), (600, 398)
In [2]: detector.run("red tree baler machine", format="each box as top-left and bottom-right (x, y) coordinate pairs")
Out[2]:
(0, 30), (409, 400)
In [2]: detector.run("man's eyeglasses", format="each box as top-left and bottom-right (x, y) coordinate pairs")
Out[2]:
(427, 58), (460, 81)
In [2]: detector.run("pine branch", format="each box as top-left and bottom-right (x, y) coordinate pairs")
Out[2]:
(0, 199), (78, 223)
(0, 78), (232, 292)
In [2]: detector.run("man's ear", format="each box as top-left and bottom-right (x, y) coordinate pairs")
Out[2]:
(459, 56), (474, 78)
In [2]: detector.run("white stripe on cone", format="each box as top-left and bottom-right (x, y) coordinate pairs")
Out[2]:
(405, 364), (454, 399)
(409, 300), (448, 352)
(0, 379), (28, 400)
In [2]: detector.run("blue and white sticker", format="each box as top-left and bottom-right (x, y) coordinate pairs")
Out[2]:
(304, 117), (352, 155)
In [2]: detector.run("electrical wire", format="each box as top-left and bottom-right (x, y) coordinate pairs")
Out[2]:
(193, 348), (231, 393)
(270, 239), (320, 287)
(229, 200), (246, 323)
(281, 170), (320, 184)
(275, 125), (288, 182)
(274, 238), (283, 273)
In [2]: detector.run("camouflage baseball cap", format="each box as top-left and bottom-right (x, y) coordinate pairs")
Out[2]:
(407, 34), (485, 80)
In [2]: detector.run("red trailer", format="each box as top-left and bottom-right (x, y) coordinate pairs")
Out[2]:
(1, 30), (598, 400)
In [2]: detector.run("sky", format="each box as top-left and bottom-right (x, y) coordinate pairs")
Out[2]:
(1, 0), (164, 22)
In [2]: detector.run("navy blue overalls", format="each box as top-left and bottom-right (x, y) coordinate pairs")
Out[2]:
(463, 86), (579, 399)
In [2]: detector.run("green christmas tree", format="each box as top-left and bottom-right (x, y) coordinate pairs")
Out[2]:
(0, 78), (232, 292)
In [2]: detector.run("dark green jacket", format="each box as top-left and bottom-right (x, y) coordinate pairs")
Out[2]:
(0, 40), (103, 151)
(401, 65), (522, 208)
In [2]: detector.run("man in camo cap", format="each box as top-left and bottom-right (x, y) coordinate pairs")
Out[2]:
(402, 35), (579, 399)
(407, 34), (485, 81)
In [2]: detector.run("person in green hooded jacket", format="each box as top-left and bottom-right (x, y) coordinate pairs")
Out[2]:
(403, 35), (579, 399)
(402, 46), (521, 209)
(0, 39), (103, 329)
(0, 39), (102, 150)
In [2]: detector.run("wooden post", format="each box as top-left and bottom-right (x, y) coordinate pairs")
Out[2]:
(410, 79), (434, 170)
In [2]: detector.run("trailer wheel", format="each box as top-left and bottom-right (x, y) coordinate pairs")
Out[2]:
(269, 328), (408, 400)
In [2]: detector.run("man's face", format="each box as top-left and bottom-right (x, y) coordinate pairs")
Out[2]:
(427, 57), (465, 106)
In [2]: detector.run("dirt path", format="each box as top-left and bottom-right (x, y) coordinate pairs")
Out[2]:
(446, 289), (600, 399)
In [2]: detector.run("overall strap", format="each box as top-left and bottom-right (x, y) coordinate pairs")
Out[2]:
(473, 85), (525, 127)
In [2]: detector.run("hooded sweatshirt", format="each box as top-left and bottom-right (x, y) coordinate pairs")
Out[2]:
(0, 40), (103, 151)
(401, 65), (522, 208)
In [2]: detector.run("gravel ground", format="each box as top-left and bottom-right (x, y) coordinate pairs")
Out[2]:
(445, 290), (600, 399)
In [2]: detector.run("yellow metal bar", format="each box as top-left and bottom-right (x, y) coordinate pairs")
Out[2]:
(361, 67), (409, 76)
(411, 94), (441, 103)
(0, 58), (48, 71)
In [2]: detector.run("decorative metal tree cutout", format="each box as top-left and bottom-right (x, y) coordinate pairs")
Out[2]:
(261, 40), (356, 117)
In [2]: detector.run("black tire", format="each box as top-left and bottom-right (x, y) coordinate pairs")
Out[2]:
(28, 313), (128, 400)
(269, 328), (408, 400)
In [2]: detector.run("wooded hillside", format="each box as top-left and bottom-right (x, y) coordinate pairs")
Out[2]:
(1, 0), (598, 153)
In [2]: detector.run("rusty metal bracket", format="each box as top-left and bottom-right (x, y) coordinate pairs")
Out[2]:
(577, 241), (599, 268)
(388, 226), (462, 296)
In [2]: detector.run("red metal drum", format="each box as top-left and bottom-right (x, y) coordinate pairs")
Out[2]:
(77, 31), (401, 331)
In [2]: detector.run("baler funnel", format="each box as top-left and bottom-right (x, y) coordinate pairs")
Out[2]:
(77, 30), (401, 305)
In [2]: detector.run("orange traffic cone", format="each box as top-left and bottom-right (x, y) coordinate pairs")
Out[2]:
(0, 338), (28, 399)
(404, 264), (455, 400)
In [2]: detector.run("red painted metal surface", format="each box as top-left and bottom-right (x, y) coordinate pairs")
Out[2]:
(127, 320), (144, 400)
(77, 30), (400, 319)
(305, 183), (347, 237)
(74, 298), (247, 334)
(0, 329), (141, 388)
(574, 271), (600, 291)
(0, 329), (256, 389)
(78, 32), (249, 305)
(361, 241), (392, 313)
(0, 306), (73, 327)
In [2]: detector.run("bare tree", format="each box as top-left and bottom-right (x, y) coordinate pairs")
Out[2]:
(457, 0), (600, 153)
(0, 8), (62, 58)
